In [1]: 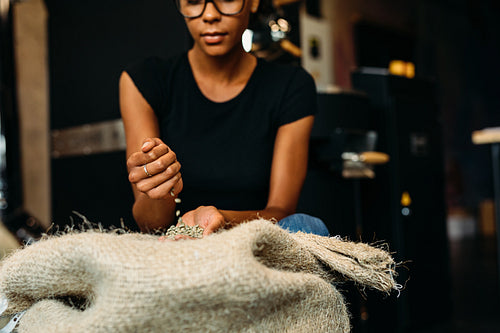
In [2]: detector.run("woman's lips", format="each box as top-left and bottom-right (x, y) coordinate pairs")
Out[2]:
(202, 32), (227, 44)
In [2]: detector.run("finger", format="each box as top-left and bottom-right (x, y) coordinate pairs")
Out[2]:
(141, 138), (156, 152)
(202, 218), (224, 236)
(170, 177), (184, 197)
(144, 173), (182, 200)
(143, 153), (179, 178)
(141, 137), (167, 153)
(129, 152), (177, 183)
(174, 234), (196, 241)
(148, 137), (166, 147)
(145, 143), (171, 163)
(126, 150), (163, 173)
(202, 225), (216, 236)
(179, 211), (195, 227)
(135, 162), (181, 193)
(134, 144), (170, 169)
(130, 143), (170, 169)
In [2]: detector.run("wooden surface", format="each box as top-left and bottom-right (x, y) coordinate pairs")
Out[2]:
(14, 0), (51, 227)
(360, 151), (390, 164)
(472, 127), (500, 145)
(0, 222), (20, 259)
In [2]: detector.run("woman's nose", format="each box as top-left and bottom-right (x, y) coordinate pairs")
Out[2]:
(202, 2), (221, 22)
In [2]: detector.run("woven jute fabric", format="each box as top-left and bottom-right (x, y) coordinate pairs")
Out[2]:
(0, 219), (398, 332)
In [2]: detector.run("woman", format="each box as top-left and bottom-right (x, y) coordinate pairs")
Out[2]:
(119, 0), (328, 236)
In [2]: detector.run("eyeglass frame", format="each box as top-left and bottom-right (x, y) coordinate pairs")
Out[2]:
(173, 0), (246, 19)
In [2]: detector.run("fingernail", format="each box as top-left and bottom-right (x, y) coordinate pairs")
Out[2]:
(141, 142), (149, 150)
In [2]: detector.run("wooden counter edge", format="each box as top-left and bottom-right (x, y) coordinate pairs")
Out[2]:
(472, 129), (500, 145)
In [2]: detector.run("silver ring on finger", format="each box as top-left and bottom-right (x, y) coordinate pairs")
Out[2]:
(143, 164), (152, 177)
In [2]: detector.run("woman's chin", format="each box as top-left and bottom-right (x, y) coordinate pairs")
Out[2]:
(193, 42), (244, 58)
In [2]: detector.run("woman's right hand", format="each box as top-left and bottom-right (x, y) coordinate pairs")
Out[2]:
(127, 138), (183, 200)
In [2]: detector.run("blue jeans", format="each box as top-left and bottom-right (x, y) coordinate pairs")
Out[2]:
(277, 214), (329, 236)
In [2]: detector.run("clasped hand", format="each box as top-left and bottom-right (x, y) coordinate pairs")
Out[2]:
(128, 138), (225, 236)
(127, 138), (183, 199)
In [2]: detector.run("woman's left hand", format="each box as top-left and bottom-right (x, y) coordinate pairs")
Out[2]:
(181, 206), (225, 236)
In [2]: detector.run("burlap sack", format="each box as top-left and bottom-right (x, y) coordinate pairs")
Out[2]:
(0, 219), (398, 332)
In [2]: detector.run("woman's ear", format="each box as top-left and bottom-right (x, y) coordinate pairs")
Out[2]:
(250, 0), (260, 13)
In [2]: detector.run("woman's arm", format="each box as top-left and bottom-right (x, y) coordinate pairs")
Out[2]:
(181, 115), (315, 235)
(223, 115), (315, 221)
(119, 71), (182, 232)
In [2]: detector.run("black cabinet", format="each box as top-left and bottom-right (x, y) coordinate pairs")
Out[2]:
(351, 72), (451, 332)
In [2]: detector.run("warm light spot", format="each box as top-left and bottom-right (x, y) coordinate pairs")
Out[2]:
(401, 191), (412, 206)
(271, 23), (280, 32)
(277, 18), (290, 32)
(406, 62), (415, 78)
(389, 60), (416, 79)
(389, 60), (406, 76)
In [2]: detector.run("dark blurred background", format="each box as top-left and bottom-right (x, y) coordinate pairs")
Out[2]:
(1, 0), (499, 332)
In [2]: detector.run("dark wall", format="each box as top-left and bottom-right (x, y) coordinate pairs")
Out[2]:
(45, 0), (190, 228)
(45, 0), (190, 129)
(416, 0), (500, 211)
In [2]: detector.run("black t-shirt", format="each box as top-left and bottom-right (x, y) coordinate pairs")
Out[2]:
(125, 53), (317, 213)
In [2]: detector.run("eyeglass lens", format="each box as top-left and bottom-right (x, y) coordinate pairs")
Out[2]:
(177, 0), (245, 18)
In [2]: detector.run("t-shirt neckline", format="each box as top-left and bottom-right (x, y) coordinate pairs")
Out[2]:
(184, 54), (261, 105)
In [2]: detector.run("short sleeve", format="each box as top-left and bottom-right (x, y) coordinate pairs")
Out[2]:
(124, 57), (168, 115)
(276, 67), (318, 126)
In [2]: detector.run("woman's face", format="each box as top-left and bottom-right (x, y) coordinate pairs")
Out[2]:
(184, 0), (260, 58)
